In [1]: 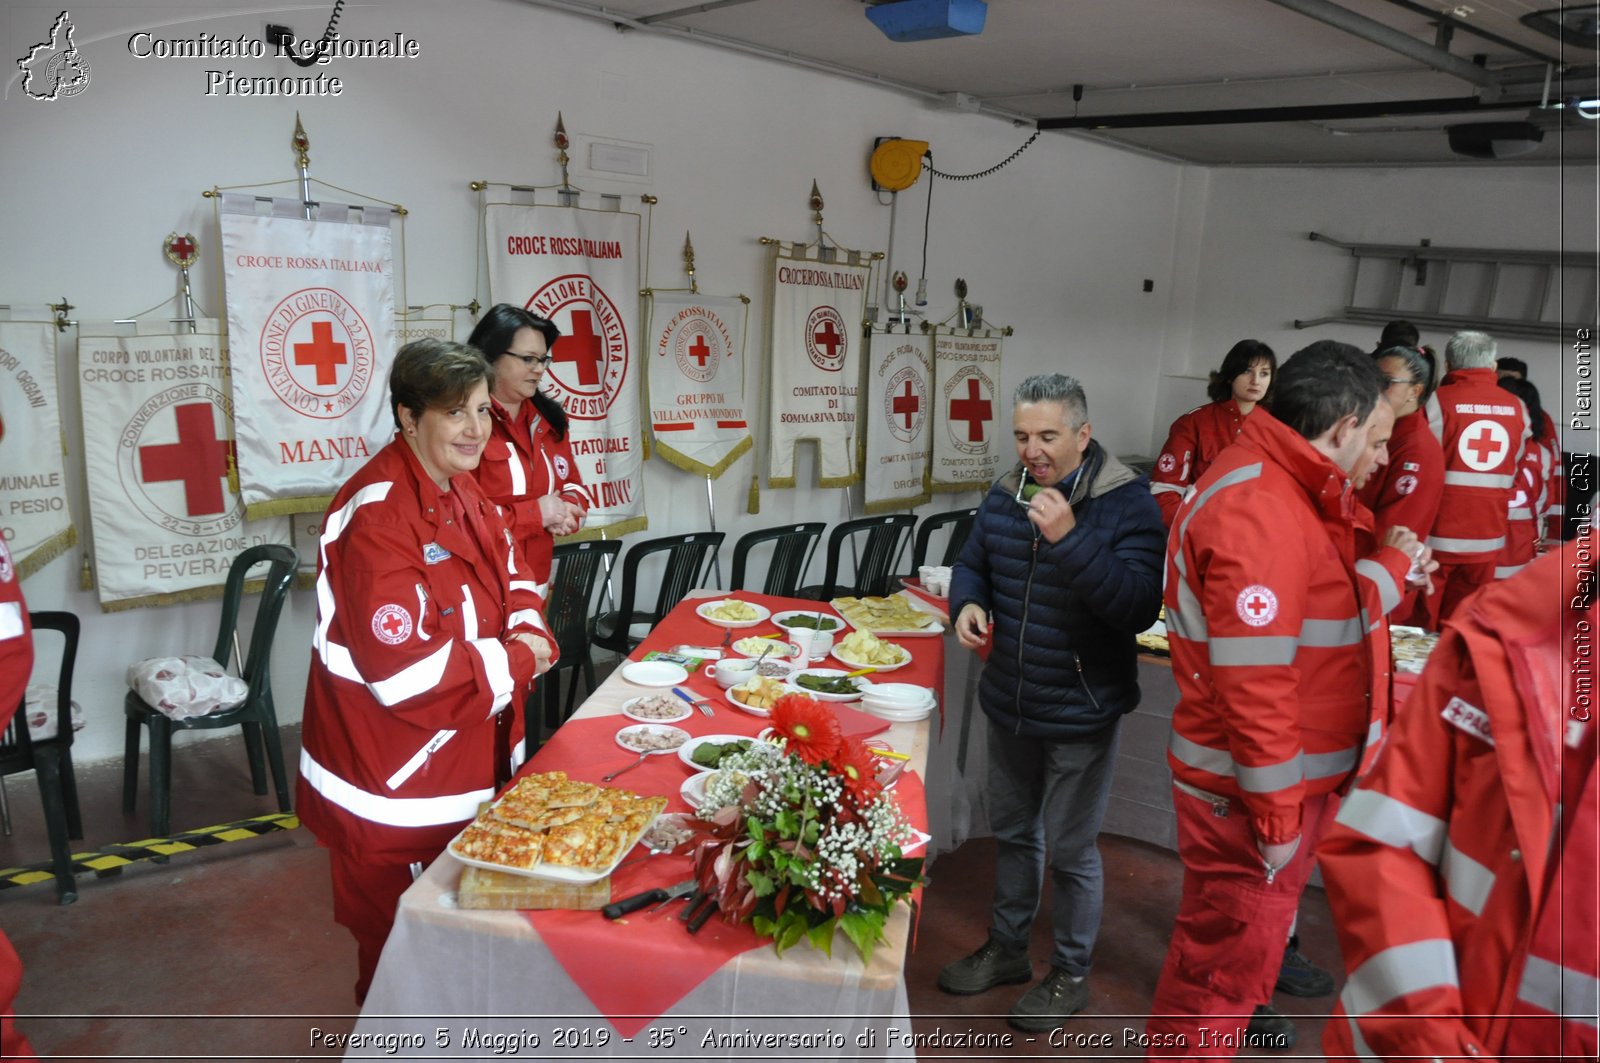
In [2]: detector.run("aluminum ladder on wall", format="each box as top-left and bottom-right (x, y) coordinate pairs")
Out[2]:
(1295, 232), (1596, 341)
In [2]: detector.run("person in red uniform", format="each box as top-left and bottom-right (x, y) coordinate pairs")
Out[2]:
(1495, 377), (1553, 580)
(1357, 343), (1443, 619)
(1498, 356), (1567, 541)
(1149, 340), (1275, 527)
(1146, 342), (1406, 1059)
(0, 413), (38, 1061)
(297, 339), (557, 1003)
(466, 304), (589, 597)
(1319, 544), (1597, 1062)
(1419, 330), (1529, 629)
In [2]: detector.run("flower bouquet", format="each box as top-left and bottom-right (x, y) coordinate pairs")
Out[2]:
(692, 693), (923, 962)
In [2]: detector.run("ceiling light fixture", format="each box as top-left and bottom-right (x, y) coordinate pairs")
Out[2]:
(864, 0), (987, 43)
(1445, 121), (1545, 158)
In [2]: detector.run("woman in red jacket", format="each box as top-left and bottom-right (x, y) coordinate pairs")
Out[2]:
(1494, 376), (1551, 579)
(297, 339), (556, 1002)
(1149, 339), (1275, 527)
(467, 305), (589, 596)
(1357, 343), (1444, 619)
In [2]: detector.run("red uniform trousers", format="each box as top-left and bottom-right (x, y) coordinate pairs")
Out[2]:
(1412, 558), (1495, 631)
(0, 931), (35, 1061)
(1146, 788), (1335, 1060)
(328, 852), (416, 1005)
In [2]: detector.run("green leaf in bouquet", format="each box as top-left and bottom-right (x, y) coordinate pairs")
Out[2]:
(746, 870), (775, 898)
(807, 917), (838, 956)
(839, 909), (885, 965)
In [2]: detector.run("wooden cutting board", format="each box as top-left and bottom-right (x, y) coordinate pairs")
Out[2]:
(457, 866), (611, 910)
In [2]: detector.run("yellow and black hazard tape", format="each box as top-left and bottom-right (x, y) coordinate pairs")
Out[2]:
(0, 812), (299, 891)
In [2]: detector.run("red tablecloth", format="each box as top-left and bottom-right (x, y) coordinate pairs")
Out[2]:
(518, 590), (939, 1037)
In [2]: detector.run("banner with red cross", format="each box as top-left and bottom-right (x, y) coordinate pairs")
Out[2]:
(863, 326), (933, 514)
(644, 291), (752, 479)
(930, 328), (1006, 491)
(766, 244), (873, 490)
(485, 203), (645, 536)
(218, 195), (398, 518)
(0, 318), (74, 578)
(77, 322), (292, 610)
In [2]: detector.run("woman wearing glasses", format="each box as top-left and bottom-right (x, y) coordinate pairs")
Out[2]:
(1357, 342), (1444, 618)
(467, 304), (590, 596)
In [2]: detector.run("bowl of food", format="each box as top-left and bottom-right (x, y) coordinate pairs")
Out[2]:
(731, 635), (800, 660)
(613, 723), (690, 755)
(830, 629), (912, 672)
(725, 675), (789, 715)
(620, 693), (693, 724)
(785, 667), (872, 703)
(694, 598), (771, 628)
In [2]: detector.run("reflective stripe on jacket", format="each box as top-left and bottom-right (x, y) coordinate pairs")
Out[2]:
(1424, 367), (1529, 561)
(476, 398), (589, 586)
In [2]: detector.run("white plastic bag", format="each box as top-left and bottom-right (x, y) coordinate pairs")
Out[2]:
(126, 655), (248, 721)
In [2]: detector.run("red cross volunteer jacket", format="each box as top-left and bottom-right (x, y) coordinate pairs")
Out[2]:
(1320, 546), (1597, 1062)
(1166, 411), (1403, 845)
(475, 398), (589, 591)
(1496, 436), (1553, 579)
(1424, 367), (1530, 562)
(1149, 399), (1250, 527)
(297, 437), (556, 865)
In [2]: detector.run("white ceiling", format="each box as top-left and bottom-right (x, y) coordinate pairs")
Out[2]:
(525, 0), (1599, 166)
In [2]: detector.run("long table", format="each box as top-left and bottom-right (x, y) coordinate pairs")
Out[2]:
(348, 590), (941, 1059)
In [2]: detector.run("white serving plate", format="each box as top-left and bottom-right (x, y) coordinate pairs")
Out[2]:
(694, 599), (772, 629)
(620, 660), (690, 687)
(830, 594), (946, 638)
(613, 723), (691, 755)
(830, 642), (912, 673)
(784, 667), (873, 703)
(724, 685), (776, 717)
(730, 636), (799, 659)
(859, 699), (933, 723)
(620, 694), (693, 725)
(861, 681), (933, 709)
(677, 733), (774, 770)
(679, 770), (714, 811)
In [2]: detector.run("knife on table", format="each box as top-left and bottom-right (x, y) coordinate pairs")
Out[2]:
(672, 686), (716, 717)
(601, 877), (697, 919)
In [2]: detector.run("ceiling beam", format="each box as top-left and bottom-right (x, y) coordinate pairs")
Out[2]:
(638, 0), (766, 24)
(1261, 0), (1500, 90)
(1037, 96), (1538, 130)
(1375, 0), (1564, 65)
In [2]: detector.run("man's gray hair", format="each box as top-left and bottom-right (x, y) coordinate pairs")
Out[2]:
(1445, 330), (1497, 370)
(1014, 373), (1088, 427)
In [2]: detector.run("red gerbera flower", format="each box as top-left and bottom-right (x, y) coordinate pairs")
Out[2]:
(834, 737), (885, 804)
(769, 693), (841, 765)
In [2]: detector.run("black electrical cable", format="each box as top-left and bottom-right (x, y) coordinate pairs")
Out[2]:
(286, 0), (345, 68)
(920, 151), (933, 284)
(924, 131), (1041, 181)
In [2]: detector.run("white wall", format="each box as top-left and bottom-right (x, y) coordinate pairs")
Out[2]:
(1156, 163), (1597, 454)
(1, 0), (1188, 761)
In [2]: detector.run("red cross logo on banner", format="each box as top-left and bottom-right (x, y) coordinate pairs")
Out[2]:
(1235, 584), (1279, 627)
(950, 377), (993, 442)
(294, 321), (349, 387)
(893, 380), (921, 429)
(556, 310), (607, 387)
(688, 335), (711, 368)
(803, 306), (847, 371)
(1457, 418), (1511, 472)
(138, 402), (230, 516)
(527, 274), (630, 422)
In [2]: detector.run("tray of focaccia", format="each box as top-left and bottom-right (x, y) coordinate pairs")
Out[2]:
(830, 594), (945, 637)
(447, 770), (668, 883)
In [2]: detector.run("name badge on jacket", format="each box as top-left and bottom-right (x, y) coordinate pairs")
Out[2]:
(422, 542), (452, 565)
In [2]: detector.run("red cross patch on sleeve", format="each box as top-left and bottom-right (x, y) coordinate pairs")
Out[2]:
(1236, 585), (1279, 627)
(372, 604), (414, 645)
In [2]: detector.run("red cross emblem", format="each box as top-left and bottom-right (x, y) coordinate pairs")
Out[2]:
(950, 377), (993, 442)
(293, 320), (349, 387)
(371, 603), (413, 645)
(137, 402), (230, 516)
(555, 309), (606, 387)
(1235, 584), (1278, 627)
(803, 306), (847, 371)
(1457, 418), (1510, 472)
(688, 334), (712, 368)
(164, 232), (199, 268)
(893, 380), (921, 428)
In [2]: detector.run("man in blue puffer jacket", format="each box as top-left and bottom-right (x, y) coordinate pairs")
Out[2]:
(939, 373), (1165, 1031)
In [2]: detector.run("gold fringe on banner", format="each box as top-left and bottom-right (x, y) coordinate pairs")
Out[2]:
(15, 527), (77, 580)
(246, 495), (333, 520)
(864, 493), (927, 516)
(653, 435), (753, 481)
(747, 474), (760, 514)
(929, 480), (987, 496)
(557, 514), (647, 544)
(79, 555), (93, 592)
(97, 578), (268, 614)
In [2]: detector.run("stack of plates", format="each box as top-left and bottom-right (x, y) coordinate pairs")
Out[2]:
(859, 682), (935, 722)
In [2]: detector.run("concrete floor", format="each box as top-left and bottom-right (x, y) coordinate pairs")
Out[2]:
(0, 725), (1342, 1061)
